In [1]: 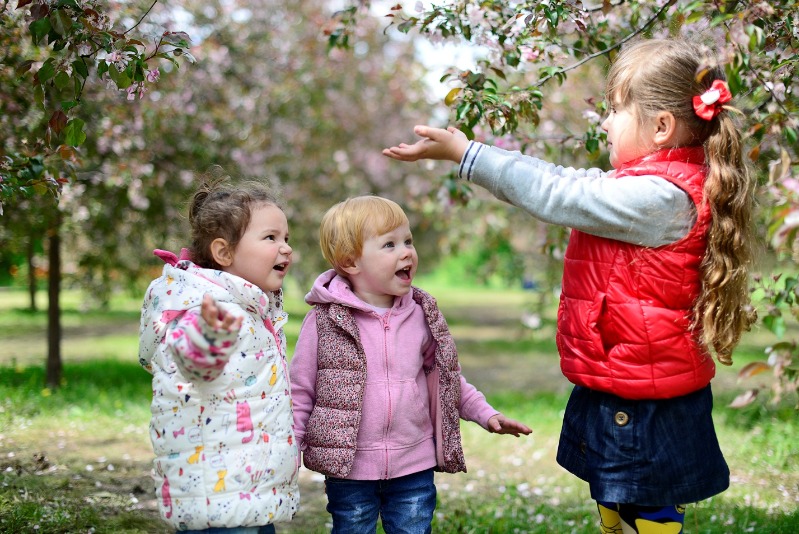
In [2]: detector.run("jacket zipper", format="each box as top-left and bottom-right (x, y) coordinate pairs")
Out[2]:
(382, 310), (391, 480)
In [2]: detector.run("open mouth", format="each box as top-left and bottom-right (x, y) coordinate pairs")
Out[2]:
(273, 262), (289, 272)
(395, 266), (412, 281)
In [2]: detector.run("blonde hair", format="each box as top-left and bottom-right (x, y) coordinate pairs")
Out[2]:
(606, 39), (756, 365)
(319, 196), (409, 275)
(188, 169), (283, 270)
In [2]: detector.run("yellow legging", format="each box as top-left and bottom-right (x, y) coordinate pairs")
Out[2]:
(598, 501), (685, 534)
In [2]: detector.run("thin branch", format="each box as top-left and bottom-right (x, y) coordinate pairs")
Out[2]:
(583, 0), (627, 14)
(724, 21), (793, 118)
(533, 0), (678, 88)
(125, 0), (158, 35)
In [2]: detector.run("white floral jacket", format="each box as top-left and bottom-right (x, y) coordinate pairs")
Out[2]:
(138, 249), (299, 530)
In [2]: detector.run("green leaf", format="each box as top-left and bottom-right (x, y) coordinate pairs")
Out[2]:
(30, 17), (51, 44)
(34, 84), (44, 108)
(64, 118), (87, 146)
(37, 59), (56, 84)
(108, 66), (130, 89)
(54, 70), (71, 90)
(133, 61), (145, 83)
(71, 59), (89, 79)
(50, 9), (73, 36)
(763, 314), (786, 337)
(785, 127), (798, 145)
(685, 10), (705, 24)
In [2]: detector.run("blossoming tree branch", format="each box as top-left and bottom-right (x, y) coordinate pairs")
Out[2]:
(0, 0), (192, 212)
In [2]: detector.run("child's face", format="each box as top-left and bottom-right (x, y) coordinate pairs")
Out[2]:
(224, 203), (292, 293)
(345, 223), (417, 308)
(601, 100), (658, 168)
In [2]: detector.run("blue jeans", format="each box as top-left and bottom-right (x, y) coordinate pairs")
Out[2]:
(180, 526), (276, 534)
(325, 468), (436, 534)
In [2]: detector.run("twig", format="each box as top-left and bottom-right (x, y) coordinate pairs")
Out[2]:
(125, 0), (158, 35)
(533, 0), (678, 88)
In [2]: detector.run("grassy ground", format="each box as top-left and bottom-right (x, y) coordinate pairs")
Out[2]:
(0, 281), (797, 533)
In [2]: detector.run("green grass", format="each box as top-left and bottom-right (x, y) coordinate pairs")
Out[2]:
(1, 284), (798, 533)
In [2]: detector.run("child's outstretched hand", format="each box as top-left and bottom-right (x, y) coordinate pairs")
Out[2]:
(382, 125), (469, 164)
(201, 294), (243, 332)
(487, 413), (533, 437)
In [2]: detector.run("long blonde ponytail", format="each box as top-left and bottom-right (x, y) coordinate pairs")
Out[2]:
(696, 114), (756, 364)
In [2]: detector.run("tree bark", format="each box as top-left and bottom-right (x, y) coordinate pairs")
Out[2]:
(27, 237), (37, 312)
(45, 211), (62, 389)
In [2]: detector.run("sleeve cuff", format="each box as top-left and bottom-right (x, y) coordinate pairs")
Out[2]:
(457, 141), (484, 181)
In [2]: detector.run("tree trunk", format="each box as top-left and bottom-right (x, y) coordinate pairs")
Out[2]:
(27, 237), (37, 312)
(45, 211), (62, 389)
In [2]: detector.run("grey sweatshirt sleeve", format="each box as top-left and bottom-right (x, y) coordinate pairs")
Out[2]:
(459, 141), (696, 247)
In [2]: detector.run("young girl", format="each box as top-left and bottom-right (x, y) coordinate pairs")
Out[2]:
(138, 177), (299, 533)
(383, 38), (754, 533)
(289, 195), (532, 533)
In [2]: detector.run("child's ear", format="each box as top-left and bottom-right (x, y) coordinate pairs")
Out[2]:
(210, 238), (233, 267)
(653, 111), (679, 147)
(341, 257), (360, 276)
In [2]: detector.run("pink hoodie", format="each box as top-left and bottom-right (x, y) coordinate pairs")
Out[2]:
(290, 270), (498, 480)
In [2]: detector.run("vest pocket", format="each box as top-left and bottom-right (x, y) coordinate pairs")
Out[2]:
(588, 292), (610, 359)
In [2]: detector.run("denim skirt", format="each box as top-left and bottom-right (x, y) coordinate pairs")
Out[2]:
(556, 384), (729, 506)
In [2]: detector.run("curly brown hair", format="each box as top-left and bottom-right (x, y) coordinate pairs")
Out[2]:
(188, 167), (284, 270)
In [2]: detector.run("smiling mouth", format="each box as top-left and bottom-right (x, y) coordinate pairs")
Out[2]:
(395, 266), (412, 281)
(273, 262), (289, 272)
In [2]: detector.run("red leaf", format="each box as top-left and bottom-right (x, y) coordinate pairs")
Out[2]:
(48, 110), (68, 134)
(728, 389), (758, 408)
(29, 3), (49, 19)
(16, 0), (33, 9)
(57, 144), (77, 160)
(16, 59), (34, 76)
(738, 361), (771, 380)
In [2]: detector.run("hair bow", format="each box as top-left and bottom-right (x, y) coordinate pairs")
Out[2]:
(693, 80), (732, 121)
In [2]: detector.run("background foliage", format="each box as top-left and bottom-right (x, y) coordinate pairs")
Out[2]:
(1, 1), (798, 402)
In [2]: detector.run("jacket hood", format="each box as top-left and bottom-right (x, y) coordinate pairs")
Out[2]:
(305, 269), (414, 312)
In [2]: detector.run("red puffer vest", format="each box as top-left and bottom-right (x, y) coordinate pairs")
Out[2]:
(557, 146), (714, 400)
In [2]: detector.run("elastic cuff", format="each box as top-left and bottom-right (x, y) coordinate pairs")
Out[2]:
(458, 141), (484, 181)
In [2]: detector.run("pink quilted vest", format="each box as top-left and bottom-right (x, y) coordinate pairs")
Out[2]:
(301, 287), (467, 477)
(557, 146), (715, 400)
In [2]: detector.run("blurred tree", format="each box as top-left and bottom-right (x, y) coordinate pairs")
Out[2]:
(59, 0), (435, 297)
(1, 0), (434, 389)
(1, 0), (192, 388)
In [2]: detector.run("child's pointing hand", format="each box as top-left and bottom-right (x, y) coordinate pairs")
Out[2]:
(487, 413), (533, 437)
